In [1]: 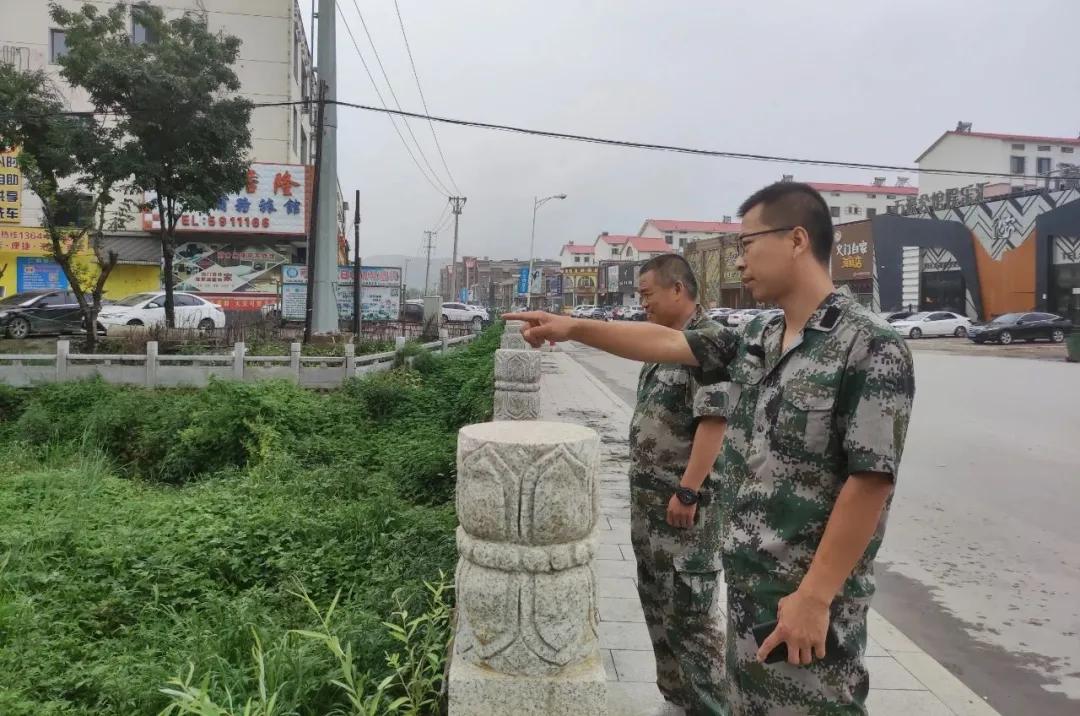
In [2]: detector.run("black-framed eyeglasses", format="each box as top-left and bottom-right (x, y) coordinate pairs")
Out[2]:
(735, 226), (796, 256)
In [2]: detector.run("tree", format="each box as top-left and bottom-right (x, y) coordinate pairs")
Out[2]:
(51, 1), (253, 327)
(0, 64), (127, 353)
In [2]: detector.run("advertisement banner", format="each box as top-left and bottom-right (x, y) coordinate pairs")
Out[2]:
(17, 256), (68, 291)
(280, 264), (402, 322)
(607, 265), (619, 292)
(517, 267), (529, 295)
(0, 148), (22, 225)
(173, 240), (289, 294)
(142, 163), (309, 235)
(0, 226), (50, 253)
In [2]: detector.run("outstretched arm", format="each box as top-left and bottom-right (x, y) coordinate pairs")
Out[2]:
(503, 311), (700, 365)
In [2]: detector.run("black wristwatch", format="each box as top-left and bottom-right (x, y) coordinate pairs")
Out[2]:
(675, 487), (700, 506)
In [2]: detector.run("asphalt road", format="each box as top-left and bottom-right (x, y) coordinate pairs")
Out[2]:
(564, 341), (1080, 716)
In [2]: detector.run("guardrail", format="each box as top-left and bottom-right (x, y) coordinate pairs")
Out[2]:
(0, 330), (477, 389)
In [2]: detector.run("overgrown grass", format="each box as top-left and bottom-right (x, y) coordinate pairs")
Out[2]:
(0, 326), (499, 715)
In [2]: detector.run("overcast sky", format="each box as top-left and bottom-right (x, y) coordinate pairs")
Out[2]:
(308, 0), (1080, 262)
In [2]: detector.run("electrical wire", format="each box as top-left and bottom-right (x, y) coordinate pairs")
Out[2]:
(393, 0), (461, 195)
(429, 201), (450, 232)
(3, 98), (1077, 184)
(334, 2), (448, 198)
(348, 0), (453, 196)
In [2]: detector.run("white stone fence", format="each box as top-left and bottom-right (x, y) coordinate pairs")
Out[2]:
(0, 331), (476, 389)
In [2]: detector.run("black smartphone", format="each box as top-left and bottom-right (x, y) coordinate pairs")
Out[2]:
(751, 620), (840, 665)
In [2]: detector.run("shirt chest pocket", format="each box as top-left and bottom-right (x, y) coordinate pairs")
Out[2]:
(775, 380), (837, 460)
(652, 367), (690, 404)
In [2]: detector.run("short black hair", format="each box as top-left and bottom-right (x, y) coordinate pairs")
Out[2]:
(738, 181), (834, 265)
(639, 253), (698, 299)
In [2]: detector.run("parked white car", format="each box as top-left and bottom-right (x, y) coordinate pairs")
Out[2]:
(571, 304), (596, 317)
(97, 292), (226, 331)
(892, 311), (972, 338)
(440, 302), (489, 328)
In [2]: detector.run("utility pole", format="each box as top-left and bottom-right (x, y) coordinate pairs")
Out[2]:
(312, 0), (339, 334)
(352, 189), (361, 336)
(422, 230), (436, 296)
(448, 196), (466, 301)
(303, 81), (327, 343)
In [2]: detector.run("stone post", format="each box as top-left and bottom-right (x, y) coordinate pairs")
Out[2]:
(232, 342), (245, 380)
(493, 348), (541, 421)
(145, 341), (158, 387)
(290, 342), (302, 382)
(344, 342), (356, 378)
(449, 421), (605, 716)
(500, 320), (529, 350)
(55, 339), (69, 382)
(440, 328), (450, 353)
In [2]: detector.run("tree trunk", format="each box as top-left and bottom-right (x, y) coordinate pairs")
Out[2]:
(162, 241), (176, 328)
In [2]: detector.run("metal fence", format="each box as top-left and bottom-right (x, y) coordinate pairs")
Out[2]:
(0, 332), (477, 389)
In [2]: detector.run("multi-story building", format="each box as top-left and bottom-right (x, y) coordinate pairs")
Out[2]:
(560, 241), (596, 268)
(638, 219), (742, 252)
(916, 126), (1080, 197)
(591, 233), (674, 262)
(806, 179), (918, 224)
(1, 1), (334, 312)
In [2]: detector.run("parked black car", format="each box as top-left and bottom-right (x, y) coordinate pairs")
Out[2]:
(881, 310), (917, 323)
(0, 290), (88, 339)
(969, 312), (1074, 345)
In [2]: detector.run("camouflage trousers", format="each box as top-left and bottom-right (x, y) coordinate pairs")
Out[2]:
(629, 485), (726, 715)
(722, 586), (871, 716)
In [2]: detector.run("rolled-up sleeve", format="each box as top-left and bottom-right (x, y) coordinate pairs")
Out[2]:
(839, 331), (916, 480)
(693, 381), (733, 420)
(684, 324), (740, 373)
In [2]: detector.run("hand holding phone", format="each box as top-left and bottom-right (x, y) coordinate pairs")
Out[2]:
(752, 619), (841, 665)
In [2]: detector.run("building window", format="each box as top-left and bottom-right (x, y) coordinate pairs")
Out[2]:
(611, 247), (619, 256)
(1063, 147), (1075, 154)
(132, 18), (157, 45)
(831, 192), (840, 197)
(292, 108), (299, 152)
(300, 127), (308, 164)
(294, 31), (300, 80)
(1011, 143), (1025, 150)
(1038, 145), (1051, 152)
(867, 208), (877, 218)
(664, 234), (673, 245)
(846, 206), (861, 215)
(679, 237), (687, 248)
(49, 29), (67, 63)
(886, 194), (896, 199)
(574, 255), (581, 264)
(867, 193), (877, 198)
(1037, 157), (1052, 175)
(830, 206), (840, 218)
(1010, 156), (1026, 174)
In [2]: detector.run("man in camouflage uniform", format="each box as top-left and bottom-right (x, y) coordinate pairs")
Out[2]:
(629, 254), (730, 715)
(505, 182), (914, 715)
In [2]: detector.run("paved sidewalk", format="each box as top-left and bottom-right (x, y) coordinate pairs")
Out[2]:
(539, 345), (1000, 716)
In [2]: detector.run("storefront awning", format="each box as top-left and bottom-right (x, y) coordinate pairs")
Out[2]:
(101, 236), (161, 266)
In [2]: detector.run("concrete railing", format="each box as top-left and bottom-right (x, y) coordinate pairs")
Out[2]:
(0, 330), (476, 389)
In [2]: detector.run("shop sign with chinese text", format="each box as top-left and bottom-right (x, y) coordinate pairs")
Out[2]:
(831, 224), (875, 281)
(142, 163), (309, 235)
(0, 148), (22, 225)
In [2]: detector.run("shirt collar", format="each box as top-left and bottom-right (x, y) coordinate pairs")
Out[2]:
(684, 304), (706, 330)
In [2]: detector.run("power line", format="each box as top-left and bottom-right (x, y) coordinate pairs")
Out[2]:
(4, 99), (1078, 184)
(429, 201), (451, 232)
(393, 0), (461, 195)
(334, 1), (448, 197)
(348, 0), (453, 196)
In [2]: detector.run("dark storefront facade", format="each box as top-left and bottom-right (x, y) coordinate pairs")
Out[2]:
(831, 220), (875, 309)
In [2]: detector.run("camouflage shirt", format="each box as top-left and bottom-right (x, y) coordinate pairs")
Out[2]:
(684, 292), (915, 599)
(629, 307), (730, 496)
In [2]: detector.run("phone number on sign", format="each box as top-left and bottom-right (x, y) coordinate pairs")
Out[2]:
(181, 215), (272, 229)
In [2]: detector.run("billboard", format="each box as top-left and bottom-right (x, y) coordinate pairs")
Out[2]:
(142, 163), (309, 236)
(280, 264), (402, 321)
(17, 256), (68, 291)
(517, 267), (529, 295)
(173, 241), (290, 294)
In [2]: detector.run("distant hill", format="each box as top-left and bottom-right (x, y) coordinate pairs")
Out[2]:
(362, 254), (451, 292)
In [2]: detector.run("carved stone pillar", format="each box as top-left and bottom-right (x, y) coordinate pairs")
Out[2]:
(493, 349), (541, 421)
(449, 421), (605, 715)
(500, 320), (530, 350)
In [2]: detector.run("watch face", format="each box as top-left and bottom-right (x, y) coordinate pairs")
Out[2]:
(677, 488), (697, 505)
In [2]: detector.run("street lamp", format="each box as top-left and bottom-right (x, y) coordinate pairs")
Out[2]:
(528, 193), (567, 309)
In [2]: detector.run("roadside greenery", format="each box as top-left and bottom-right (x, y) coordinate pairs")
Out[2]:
(0, 326), (499, 715)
